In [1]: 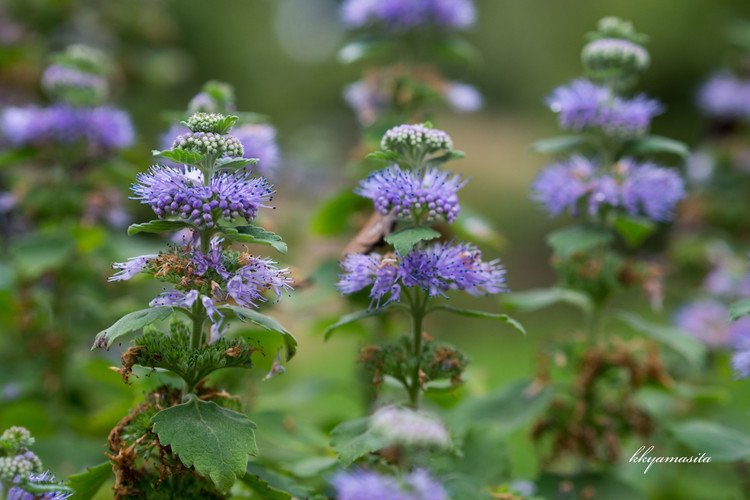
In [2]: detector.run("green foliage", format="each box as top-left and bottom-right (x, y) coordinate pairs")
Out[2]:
(613, 214), (657, 247)
(9, 231), (75, 279)
(219, 305), (297, 359)
(214, 156), (258, 170)
(337, 39), (397, 64)
(220, 224), (288, 254)
(323, 308), (388, 340)
(92, 306), (174, 349)
(238, 470), (293, 500)
(329, 417), (390, 466)
(617, 312), (706, 367)
(623, 135), (690, 159)
(547, 225), (613, 258)
(384, 227), (441, 255)
(730, 298), (750, 320)
(66, 462), (112, 500)
(152, 148), (206, 165)
(127, 219), (193, 236)
(502, 287), (593, 315)
(669, 420), (750, 462)
(151, 395), (258, 491)
(427, 304), (526, 335)
(531, 135), (597, 155)
(310, 189), (370, 236)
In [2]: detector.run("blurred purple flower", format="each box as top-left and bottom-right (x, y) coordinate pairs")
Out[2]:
(619, 159), (685, 221)
(341, 0), (475, 31)
(444, 81), (483, 112)
(1, 105), (133, 151)
(338, 242), (506, 307)
(344, 80), (390, 126)
(546, 79), (662, 136)
(674, 299), (732, 348)
(232, 124), (281, 179)
(370, 406), (451, 448)
(697, 72), (750, 120)
(41, 64), (107, 99)
(356, 165), (465, 223)
(332, 468), (447, 500)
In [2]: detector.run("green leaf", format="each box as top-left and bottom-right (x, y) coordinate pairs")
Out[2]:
(151, 396), (257, 491)
(433, 37), (482, 64)
(330, 418), (390, 466)
(127, 219), (193, 236)
(624, 135), (690, 159)
(365, 150), (401, 164)
(617, 312), (705, 366)
(182, 114), (239, 134)
(323, 308), (387, 340)
(429, 150), (465, 164)
(613, 214), (657, 247)
(310, 189), (369, 236)
(448, 379), (554, 433)
(220, 305), (297, 360)
(92, 306), (174, 350)
(384, 227), (441, 255)
(239, 472), (292, 500)
(10, 232), (75, 279)
(215, 156), (258, 170)
(547, 225), (613, 258)
(452, 207), (505, 249)
(428, 304), (525, 335)
(152, 148), (206, 165)
(531, 135), (595, 154)
(221, 225), (287, 254)
(669, 420), (750, 462)
(730, 298), (750, 321)
(502, 287), (593, 315)
(16, 482), (74, 496)
(66, 462), (112, 500)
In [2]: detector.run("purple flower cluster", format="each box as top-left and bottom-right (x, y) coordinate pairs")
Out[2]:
(697, 72), (750, 120)
(356, 165), (465, 223)
(7, 472), (71, 500)
(341, 0), (475, 32)
(546, 79), (662, 135)
(0, 105), (134, 150)
(338, 242), (506, 306)
(381, 123), (453, 155)
(160, 123), (280, 178)
(41, 63), (107, 99)
(675, 299), (750, 348)
(732, 340), (750, 379)
(332, 468), (447, 500)
(132, 165), (273, 229)
(532, 156), (685, 221)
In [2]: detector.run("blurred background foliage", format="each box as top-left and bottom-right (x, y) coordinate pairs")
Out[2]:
(2, 0), (750, 498)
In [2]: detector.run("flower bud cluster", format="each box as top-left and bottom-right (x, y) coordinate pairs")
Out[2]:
(172, 131), (244, 158)
(381, 123), (453, 156)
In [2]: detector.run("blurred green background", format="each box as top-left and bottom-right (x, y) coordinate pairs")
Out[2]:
(3, 0), (750, 497)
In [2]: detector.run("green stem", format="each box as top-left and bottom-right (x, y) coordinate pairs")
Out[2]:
(190, 301), (206, 352)
(407, 290), (427, 409)
(586, 301), (605, 345)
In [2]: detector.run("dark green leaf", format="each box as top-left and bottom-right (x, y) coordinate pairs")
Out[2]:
(9, 232), (75, 279)
(215, 156), (258, 170)
(330, 418), (390, 466)
(337, 39), (396, 64)
(433, 37), (482, 64)
(92, 306), (173, 350)
(502, 287), (593, 315)
(617, 312), (705, 366)
(310, 190), (369, 236)
(239, 472), (292, 500)
(730, 298), (750, 321)
(221, 225), (287, 254)
(613, 214), (657, 247)
(669, 420), (750, 461)
(220, 305), (296, 360)
(384, 227), (441, 255)
(531, 135), (595, 154)
(66, 462), (112, 500)
(624, 135), (690, 159)
(127, 219), (193, 236)
(152, 148), (206, 165)
(547, 225), (613, 258)
(448, 379), (554, 433)
(151, 396), (257, 491)
(428, 304), (525, 335)
(323, 308), (387, 340)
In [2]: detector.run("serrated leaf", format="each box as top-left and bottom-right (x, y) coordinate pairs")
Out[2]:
(239, 472), (292, 500)
(151, 396), (257, 491)
(323, 308), (387, 340)
(669, 420), (750, 461)
(730, 298), (750, 321)
(215, 156), (258, 170)
(127, 219), (193, 236)
(330, 418), (390, 466)
(152, 148), (206, 165)
(617, 312), (705, 366)
(428, 304), (525, 335)
(624, 135), (690, 159)
(221, 225), (287, 254)
(547, 225), (613, 258)
(92, 306), (173, 350)
(220, 305), (296, 359)
(385, 227), (441, 255)
(613, 214), (657, 247)
(531, 135), (595, 154)
(66, 462), (112, 500)
(502, 287), (593, 315)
